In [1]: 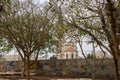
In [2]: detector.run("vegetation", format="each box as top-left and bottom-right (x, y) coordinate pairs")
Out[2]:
(0, 1), (57, 80)
(49, 0), (120, 80)
(50, 55), (57, 60)
(87, 53), (94, 59)
(0, 0), (120, 80)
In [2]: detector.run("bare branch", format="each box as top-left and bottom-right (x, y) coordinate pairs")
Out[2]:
(73, 23), (111, 53)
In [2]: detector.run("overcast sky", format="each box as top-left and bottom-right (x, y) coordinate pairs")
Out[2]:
(33, 0), (48, 4)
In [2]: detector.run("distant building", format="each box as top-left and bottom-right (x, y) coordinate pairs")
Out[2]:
(2, 55), (21, 61)
(2, 54), (49, 61)
(1, 53), (49, 61)
(56, 42), (79, 59)
(95, 51), (113, 59)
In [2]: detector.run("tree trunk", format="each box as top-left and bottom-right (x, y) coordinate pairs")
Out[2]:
(109, 45), (119, 80)
(26, 56), (30, 80)
(106, 0), (120, 79)
(113, 58), (119, 80)
(21, 66), (26, 77)
(92, 69), (95, 80)
(92, 38), (96, 80)
(21, 62), (26, 77)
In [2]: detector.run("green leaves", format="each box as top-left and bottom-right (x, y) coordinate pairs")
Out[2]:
(0, 38), (13, 52)
(0, 0), (59, 56)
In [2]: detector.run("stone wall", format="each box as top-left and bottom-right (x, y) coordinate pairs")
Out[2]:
(0, 61), (22, 72)
(35, 59), (120, 79)
(0, 59), (120, 79)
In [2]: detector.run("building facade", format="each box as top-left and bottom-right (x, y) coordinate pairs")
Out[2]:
(56, 42), (79, 59)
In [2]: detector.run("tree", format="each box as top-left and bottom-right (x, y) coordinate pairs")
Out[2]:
(69, 0), (120, 80)
(49, 0), (120, 80)
(49, 0), (68, 55)
(50, 55), (57, 60)
(0, 0), (57, 80)
(87, 53), (94, 59)
(0, 0), (13, 59)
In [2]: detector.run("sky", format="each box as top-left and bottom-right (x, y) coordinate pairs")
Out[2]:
(33, 0), (48, 4)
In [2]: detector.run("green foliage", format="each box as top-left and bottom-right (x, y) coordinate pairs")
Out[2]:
(116, 1), (120, 10)
(0, 1), (58, 57)
(87, 53), (94, 59)
(50, 55), (57, 60)
(0, 38), (13, 52)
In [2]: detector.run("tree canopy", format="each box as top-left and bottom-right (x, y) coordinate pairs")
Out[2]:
(0, 0), (58, 79)
(49, 0), (120, 80)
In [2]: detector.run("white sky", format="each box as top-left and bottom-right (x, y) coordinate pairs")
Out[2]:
(33, 0), (48, 4)
(76, 42), (100, 57)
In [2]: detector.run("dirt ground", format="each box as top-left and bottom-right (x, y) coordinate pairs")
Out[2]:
(0, 74), (115, 80)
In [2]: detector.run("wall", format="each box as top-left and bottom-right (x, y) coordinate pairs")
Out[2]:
(0, 61), (22, 72)
(35, 59), (120, 79)
(0, 59), (119, 79)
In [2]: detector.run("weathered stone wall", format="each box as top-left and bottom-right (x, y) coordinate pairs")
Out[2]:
(0, 59), (120, 79)
(0, 61), (22, 72)
(35, 59), (120, 79)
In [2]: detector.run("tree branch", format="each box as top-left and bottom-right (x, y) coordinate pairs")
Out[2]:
(73, 23), (111, 53)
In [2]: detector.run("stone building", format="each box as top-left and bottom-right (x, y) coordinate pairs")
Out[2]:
(95, 51), (113, 59)
(56, 42), (79, 59)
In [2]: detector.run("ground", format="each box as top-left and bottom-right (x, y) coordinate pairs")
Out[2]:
(0, 74), (115, 80)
